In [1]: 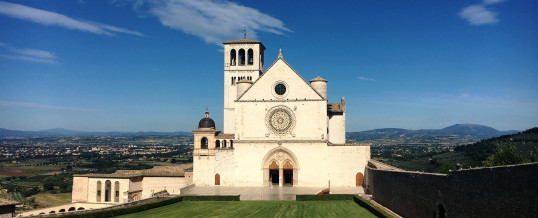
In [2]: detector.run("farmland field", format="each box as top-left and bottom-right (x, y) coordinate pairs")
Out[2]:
(116, 200), (378, 218)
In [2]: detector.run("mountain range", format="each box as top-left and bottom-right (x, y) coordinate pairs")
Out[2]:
(0, 124), (521, 139)
(0, 128), (192, 138)
(346, 124), (520, 140)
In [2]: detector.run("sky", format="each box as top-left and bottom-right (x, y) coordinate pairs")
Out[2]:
(0, 0), (537, 132)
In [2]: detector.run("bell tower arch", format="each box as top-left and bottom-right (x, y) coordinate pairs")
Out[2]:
(222, 39), (265, 133)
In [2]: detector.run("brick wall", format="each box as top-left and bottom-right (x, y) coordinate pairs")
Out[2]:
(366, 162), (538, 218)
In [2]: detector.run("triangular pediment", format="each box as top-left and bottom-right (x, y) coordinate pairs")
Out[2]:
(238, 58), (324, 101)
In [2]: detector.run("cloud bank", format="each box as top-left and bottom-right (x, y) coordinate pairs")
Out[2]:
(0, 1), (144, 36)
(120, 0), (291, 44)
(0, 42), (58, 64)
(459, 0), (505, 25)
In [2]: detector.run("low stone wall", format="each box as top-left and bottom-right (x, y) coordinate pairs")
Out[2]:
(19, 203), (112, 217)
(366, 162), (538, 218)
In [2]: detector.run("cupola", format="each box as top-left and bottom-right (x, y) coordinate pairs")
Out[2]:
(198, 111), (216, 129)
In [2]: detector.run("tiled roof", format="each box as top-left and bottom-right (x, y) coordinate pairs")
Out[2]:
(216, 134), (235, 139)
(74, 163), (193, 178)
(0, 198), (20, 206)
(310, 76), (327, 82)
(327, 103), (344, 113)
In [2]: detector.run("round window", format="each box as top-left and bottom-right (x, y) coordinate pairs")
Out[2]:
(275, 84), (286, 95)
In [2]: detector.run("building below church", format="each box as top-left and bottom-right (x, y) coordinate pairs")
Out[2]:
(192, 39), (370, 188)
(72, 164), (192, 204)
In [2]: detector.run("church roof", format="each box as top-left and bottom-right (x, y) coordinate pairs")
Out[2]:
(236, 51), (326, 101)
(74, 164), (193, 178)
(223, 39), (266, 50)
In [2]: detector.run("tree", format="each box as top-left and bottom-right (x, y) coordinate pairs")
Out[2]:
(483, 142), (528, 167)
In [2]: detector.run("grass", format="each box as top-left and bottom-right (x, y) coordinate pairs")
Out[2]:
(30, 192), (72, 208)
(116, 201), (379, 218)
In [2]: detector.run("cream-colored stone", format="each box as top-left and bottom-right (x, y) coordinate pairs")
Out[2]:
(192, 39), (371, 188)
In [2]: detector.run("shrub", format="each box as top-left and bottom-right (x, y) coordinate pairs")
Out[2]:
(182, 195), (240, 201)
(59, 196), (183, 218)
(296, 194), (355, 201)
(352, 195), (394, 218)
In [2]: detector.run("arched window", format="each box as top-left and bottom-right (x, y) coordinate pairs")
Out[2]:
(114, 181), (120, 202)
(230, 49), (236, 66)
(247, 49), (254, 65)
(215, 173), (220, 185)
(230, 140), (233, 148)
(222, 140), (227, 148)
(215, 140), (220, 148)
(201, 137), (208, 149)
(239, 49), (245, 66)
(105, 180), (112, 202)
(96, 181), (101, 202)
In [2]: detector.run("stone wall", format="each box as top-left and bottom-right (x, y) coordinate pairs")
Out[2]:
(366, 162), (538, 218)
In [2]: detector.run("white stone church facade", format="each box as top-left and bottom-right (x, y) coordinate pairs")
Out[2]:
(193, 39), (370, 188)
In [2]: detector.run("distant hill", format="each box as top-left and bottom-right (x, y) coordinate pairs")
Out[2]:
(376, 127), (537, 173)
(0, 128), (192, 138)
(347, 124), (519, 140)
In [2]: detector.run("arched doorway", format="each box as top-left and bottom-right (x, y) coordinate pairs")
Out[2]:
(215, 173), (220, 185)
(262, 147), (300, 186)
(356, 172), (364, 186)
(269, 161), (279, 184)
(105, 180), (111, 202)
(283, 161), (293, 185)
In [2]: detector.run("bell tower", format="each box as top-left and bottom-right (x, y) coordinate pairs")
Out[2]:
(222, 39), (265, 133)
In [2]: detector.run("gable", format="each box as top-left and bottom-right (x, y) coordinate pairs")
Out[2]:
(238, 58), (324, 101)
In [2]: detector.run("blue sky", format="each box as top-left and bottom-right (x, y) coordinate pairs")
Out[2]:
(0, 0), (536, 132)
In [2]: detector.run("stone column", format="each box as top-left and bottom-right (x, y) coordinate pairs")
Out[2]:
(279, 168), (283, 187)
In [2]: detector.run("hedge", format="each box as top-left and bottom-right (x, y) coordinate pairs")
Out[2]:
(352, 194), (394, 218)
(296, 194), (355, 201)
(182, 195), (240, 201)
(58, 196), (183, 218)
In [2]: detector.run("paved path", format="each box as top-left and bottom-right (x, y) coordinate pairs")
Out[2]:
(180, 185), (364, 201)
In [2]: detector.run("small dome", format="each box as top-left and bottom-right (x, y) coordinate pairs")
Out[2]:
(198, 111), (215, 129)
(310, 76), (327, 83)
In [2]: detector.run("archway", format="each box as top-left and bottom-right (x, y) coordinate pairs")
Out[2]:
(215, 173), (220, 185)
(77, 207), (85, 211)
(262, 147), (300, 186)
(269, 161), (279, 184)
(283, 161), (293, 185)
(105, 180), (111, 202)
(68, 207), (76, 211)
(59, 209), (65, 213)
(356, 172), (364, 186)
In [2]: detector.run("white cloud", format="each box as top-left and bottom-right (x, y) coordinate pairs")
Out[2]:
(459, 0), (506, 26)
(120, 0), (291, 44)
(0, 1), (145, 37)
(483, 0), (505, 5)
(0, 42), (58, 64)
(459, 5), (498, 25)
(357, 76), (376, 82)
(0, 100), (100, 112)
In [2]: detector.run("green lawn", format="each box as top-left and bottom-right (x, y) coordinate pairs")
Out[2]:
(116, 201), (378, 218)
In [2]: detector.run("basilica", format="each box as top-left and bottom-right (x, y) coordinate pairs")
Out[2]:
(193, 39), (370, 187)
